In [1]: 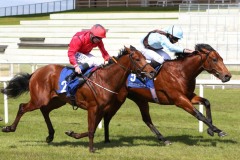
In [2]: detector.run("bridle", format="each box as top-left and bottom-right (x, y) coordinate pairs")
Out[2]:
(112, 52), (152, 77)
(197, 50), (217, 73)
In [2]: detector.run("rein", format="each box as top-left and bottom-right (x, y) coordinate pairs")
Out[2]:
(197, 50), (213, 72)
(82, 75), (118, 94)
(81, 52), (151, 95)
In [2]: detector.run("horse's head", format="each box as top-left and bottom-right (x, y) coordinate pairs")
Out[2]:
(121, 45), (156, 79)
(195, 44), (232, 82)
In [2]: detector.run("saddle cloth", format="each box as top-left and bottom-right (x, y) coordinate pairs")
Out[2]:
(127, 73), (159, 103)
(57, 67), (95, 96)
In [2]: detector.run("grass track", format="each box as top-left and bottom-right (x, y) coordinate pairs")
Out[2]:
(0, 88), (239, 160)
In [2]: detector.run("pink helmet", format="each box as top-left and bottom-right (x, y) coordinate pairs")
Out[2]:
(90, 24), (106, 38)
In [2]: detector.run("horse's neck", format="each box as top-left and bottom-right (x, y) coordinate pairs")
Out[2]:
(186, 55), (206, 79)
(101, 57), (130, 91)
(173, 55), (205, 81)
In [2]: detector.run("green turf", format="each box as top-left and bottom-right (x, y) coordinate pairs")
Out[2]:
(0, 88), (239, 160)
(0, 6), (178, 25)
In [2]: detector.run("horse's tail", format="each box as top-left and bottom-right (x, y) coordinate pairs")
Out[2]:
(0, 73), (31, 98)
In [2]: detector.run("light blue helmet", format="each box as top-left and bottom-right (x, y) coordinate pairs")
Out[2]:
(165, 25), (183, 39)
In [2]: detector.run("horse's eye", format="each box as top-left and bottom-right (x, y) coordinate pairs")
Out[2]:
(135, 58), (140, 61)
(213, 58), (217, 63)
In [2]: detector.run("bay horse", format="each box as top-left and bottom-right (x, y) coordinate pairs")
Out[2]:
(0, 46), (156, 152)
(103, 44), (232, 145)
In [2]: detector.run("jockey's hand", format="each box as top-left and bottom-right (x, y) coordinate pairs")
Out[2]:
(184, 49), (194, 54)
(104, 60), (109, 65)
(75, 66), (82, 74)
(104, 55), (110, 61)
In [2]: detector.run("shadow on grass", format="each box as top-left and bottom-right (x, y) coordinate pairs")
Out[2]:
(16, 134), (237, 151)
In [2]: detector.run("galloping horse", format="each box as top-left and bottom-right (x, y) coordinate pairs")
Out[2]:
(1, 46), (156, 152)
(103, 44), (232, 144)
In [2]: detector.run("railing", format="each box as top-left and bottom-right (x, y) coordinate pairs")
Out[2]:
(0, 0), (75, 17)
(179, 3), (240, 12)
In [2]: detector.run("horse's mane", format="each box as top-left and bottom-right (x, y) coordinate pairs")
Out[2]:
(195, 43), (215, 52)
(172, 43), (215, 60)
(104, 45), (136, 67)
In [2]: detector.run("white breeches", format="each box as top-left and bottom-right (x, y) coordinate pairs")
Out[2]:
(138, 43), (171, 64)
(75, 52), (104, 67)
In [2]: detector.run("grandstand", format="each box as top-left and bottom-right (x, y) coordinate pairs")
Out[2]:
(0, 3), (239, 77)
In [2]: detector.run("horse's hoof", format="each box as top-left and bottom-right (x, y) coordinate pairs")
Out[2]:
(2, 126), (15, 132)
(89, 147), (97, 153)
(46, 136), (54, 143)
(164, 140), (172, 146)
(0, 117), (3, 121)
(104, 140), (111, 143)
(207, 128), (214, 136)
(218, 131), (227, 137)
(65, 131), (74, 137)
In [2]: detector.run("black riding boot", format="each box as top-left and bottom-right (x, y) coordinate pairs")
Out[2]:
(66, 72), (77, 83)
(66, 63), (90, 83)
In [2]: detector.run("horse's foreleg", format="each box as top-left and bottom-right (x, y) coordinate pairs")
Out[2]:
(177, 96), (226, 137)
(104, 102), (124, 143)
(65, 106), (100, 153)
(191, 95), (214, 135)
(193, 108), (226, 137)
(2, 103), (30, 132)
(88, 107), (102, 153)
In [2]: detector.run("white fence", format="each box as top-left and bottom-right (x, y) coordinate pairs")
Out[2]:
(1, 68), (240, 132)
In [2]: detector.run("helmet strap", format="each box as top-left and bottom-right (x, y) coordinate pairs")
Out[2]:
(172, 25), (174, 36)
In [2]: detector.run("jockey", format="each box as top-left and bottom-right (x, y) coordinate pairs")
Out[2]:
(139, 25), (194, 65)
(67, 24), (110, 82)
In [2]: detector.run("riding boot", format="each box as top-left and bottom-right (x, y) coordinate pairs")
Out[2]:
(79, 63), (90, 73)
(66, 63), (89, 83)
(78, 77), (85, 86)
(66, 72), (77, 83)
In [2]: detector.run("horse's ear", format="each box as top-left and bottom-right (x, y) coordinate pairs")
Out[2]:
(130, 45), (136, 51)
(124, 46), (130, 53)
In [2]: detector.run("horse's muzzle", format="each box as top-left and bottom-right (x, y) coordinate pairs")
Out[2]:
(221, 74), (231, 82)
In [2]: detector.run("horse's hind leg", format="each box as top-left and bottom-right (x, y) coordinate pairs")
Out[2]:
(129, 96), (171, 145)
(40, 98), (66, 143)
(2, 102), (35, 132)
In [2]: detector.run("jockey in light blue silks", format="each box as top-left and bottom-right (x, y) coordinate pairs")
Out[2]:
(138, 25), (194, 64)
(128, 25), (195, 103)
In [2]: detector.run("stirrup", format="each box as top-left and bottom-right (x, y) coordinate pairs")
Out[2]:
(69, 96), (78, 110)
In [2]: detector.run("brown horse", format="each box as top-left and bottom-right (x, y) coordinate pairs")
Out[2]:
(0, 46), (156, 152)
(103, 44), (232, 145)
